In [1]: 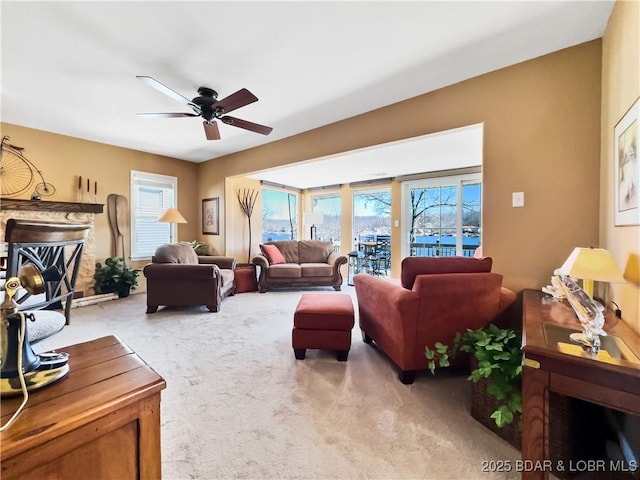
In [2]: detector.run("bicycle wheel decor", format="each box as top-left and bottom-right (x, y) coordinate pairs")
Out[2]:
(1, 136), (56, 199)
(34, 182), (57, 198)
(1, 145), (34, 197)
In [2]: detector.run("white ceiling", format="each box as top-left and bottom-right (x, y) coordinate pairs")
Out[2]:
(1, 1), (614, 188)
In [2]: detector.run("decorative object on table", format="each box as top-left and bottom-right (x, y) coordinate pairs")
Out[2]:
(1, 262), (70, 430)
(302, 211), (324, 240)
(190, 240), (209, 256)
(614, 96), (639, 226)
(426, 323), (523, 428)
(93, 256), (140, 298)
(0, 136), (56, 199)
(557, 275), (607, 353)
(202, 196), (220, 236)
(106, 194), (130, 260)
(557, 246), (626, 299)
(236, 189), (258, 262)
(136, 75), (273, 140)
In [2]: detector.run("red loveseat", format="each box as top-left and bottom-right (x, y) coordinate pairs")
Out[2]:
(353, 256), (516, 384)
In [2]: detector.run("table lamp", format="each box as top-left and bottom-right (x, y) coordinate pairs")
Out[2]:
(303, 211), (324, 240)
(558, 247), (626, 299)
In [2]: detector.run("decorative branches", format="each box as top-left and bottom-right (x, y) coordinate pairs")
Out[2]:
(237, 188), (259, 263)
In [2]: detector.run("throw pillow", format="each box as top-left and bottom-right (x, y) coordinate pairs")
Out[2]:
(261, 244), (286, 265)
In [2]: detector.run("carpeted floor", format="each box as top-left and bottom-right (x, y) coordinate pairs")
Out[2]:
(40, 285), (521, 480)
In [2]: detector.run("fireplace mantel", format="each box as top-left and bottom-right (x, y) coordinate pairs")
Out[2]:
(0, 198), (104, 214)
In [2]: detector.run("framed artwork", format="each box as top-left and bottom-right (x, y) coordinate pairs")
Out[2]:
(202, 197), (219, 235)
(614, 97), (639, 226)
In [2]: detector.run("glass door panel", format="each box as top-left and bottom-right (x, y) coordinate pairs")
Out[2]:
(403, 174), (481, 258)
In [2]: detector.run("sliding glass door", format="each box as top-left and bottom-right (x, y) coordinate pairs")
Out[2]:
(402, 173), (481, 258)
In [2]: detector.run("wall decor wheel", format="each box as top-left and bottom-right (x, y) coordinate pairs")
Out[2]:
(0, 147), (34, 197)
(34, 182), (56, 198)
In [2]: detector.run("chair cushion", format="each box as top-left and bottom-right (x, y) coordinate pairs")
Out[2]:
(26, 310), (66, 344)
(153, 242), (198, 265)
(401, 256), (493, 289)
(260, 244), (286, 265)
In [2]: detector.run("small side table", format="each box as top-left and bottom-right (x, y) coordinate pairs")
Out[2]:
(1, 335), (166, 480)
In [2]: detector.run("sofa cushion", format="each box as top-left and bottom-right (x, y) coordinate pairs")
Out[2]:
(298, 240), (332, 263)
(267, 241), (299, 264)
(260, 244), (286, 265)
(153, 242), (198, 265)
(401, 256), (493, 290)
(301, 263), (334, 277)
(268, 263), (302, 278)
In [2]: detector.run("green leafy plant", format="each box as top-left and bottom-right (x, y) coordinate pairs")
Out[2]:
(94, 257), (140, 298)
(425, 324), (523, 427)
(190, 240), (209, 256)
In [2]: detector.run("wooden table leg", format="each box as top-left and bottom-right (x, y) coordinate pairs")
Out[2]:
(522, 365), (550, 480)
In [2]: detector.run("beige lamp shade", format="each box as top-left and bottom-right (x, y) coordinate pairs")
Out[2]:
(158, 207), (187, 223)
(303, 211), (324, 225)
(558, 247), (626, 297)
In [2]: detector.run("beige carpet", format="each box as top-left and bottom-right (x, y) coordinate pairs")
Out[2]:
(40, 286), (521, 480)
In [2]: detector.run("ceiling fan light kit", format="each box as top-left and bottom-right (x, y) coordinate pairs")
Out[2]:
(136, 76), (272, 140)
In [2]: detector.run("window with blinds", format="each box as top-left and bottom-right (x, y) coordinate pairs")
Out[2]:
(130, 171), (178, 260)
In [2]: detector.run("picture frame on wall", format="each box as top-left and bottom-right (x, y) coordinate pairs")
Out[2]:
(614, 97), (639, 226)
(202, 197), (219, 235)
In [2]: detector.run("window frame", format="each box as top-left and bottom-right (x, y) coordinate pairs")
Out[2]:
(401, 172), (482, 258)
(261, 186), (300, 243)
(130, 170), (178, 261)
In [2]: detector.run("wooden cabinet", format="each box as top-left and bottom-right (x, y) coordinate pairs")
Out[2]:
(1, 336), (166, 479)
(521, 290), (640, 480)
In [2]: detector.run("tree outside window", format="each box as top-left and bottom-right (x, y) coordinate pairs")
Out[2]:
(262, 189), (298, 242)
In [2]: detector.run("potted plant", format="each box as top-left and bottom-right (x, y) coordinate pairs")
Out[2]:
(94, 256), (141, 298)
(425, 324), (523, 429)
(190, 240), (209, 256)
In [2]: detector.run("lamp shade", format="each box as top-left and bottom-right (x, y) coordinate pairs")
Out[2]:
(157, 208), (187, 223)
(303, 211), (324, 225)
(559, 247), (625, 297)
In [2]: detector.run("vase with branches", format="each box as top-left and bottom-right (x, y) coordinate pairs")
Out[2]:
(237, 188), (259, 263)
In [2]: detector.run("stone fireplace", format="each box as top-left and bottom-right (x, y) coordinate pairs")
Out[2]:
(0, 198), (103, 296)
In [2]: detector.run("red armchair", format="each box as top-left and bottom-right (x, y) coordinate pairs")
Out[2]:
(353, 256), (516, 384)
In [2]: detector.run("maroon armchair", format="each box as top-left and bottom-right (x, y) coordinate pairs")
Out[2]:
(353, 256), (516, 384)
(143, 242), (236, 313)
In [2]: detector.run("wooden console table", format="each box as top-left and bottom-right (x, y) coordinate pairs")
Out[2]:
(522, 289), (640, 480)
(1, 335), (166, 479)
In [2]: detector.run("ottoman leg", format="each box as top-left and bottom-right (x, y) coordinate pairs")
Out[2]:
(294, 348), (306, 360)
(336, 350), (349, 362)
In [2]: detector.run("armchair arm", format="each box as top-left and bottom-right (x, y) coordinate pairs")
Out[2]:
(251, 255), (269, 269)
(143, 263), (221, 280)
(327, 252), (347, 268)
(354, 274), (420, 354)
(198, 256), (237, 270)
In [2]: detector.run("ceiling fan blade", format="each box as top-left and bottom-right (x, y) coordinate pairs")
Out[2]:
(137, 113), (200, 118)
(215, 88), (258, 114)
(203, 121), (221, 140)
(221, 116), (273, 135)
(137, 76), (197, 109)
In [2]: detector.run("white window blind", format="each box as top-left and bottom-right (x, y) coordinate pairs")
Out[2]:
(131, 171), (178, 260)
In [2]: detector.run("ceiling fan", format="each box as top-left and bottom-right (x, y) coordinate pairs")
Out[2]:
(136, 76), (273, 140)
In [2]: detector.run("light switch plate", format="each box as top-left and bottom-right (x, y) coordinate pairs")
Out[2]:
(512, 192), (525, 207)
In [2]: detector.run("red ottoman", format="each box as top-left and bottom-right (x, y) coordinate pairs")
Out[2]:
(292, 292), (355, 361)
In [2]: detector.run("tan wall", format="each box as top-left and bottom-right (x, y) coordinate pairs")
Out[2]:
(200, 40), (603, 293)
(601, 0), (640, 334)
(0, 123), (199, 291)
